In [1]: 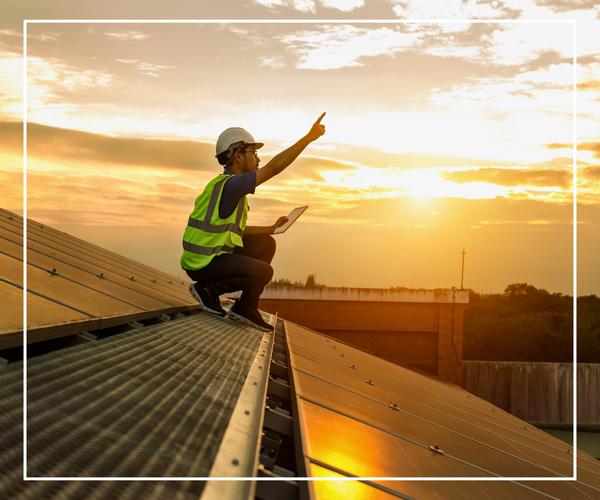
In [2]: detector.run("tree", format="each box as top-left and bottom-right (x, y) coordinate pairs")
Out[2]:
(269, 277), (303, 287)
(269, 275), (325, 287)
(463, 284), (581, 362)
(305, 274), (325, 287)
(504, 283), (549, 297)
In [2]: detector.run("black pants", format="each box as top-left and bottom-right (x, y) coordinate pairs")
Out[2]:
(185, 234), (275, 308)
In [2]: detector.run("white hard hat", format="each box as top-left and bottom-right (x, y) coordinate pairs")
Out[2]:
(215, 127), (264, 164)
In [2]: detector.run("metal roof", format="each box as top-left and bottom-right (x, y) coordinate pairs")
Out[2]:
(1, 207), (599, 499)
(0, 308), (276, 499)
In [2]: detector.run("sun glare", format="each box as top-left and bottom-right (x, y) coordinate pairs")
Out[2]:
(317, 165), (560, 201)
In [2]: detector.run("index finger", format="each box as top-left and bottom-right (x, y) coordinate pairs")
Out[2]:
(315, 112), (326, 124)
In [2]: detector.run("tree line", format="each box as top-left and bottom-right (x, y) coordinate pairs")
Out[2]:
(269, 274), (326, 288)
(463, 283), (600, 363)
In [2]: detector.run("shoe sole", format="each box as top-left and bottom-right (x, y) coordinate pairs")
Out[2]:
(227, 309), (274, 332)
(189, 284), (226, 316)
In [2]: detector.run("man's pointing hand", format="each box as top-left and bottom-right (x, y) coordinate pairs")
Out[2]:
(306, 112), (326, 142)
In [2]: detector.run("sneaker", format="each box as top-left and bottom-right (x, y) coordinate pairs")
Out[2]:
(227, 301), (274, 332)
(189, 284), (226, 316)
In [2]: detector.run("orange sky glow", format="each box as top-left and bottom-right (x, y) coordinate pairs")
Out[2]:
(1, 2), (599, 295)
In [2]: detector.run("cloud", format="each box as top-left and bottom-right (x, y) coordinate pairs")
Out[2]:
(104, 31), (152, 41)
(579, 142), (600, 158)
(27, 57), (114, 93)
(271, 22), (572, 73)
(27, 31), (62, 42)
(391, 0), (518, 20)
(252, 0), (316, 12)
(531, 0), (597, 13)
(225, 26), (276, 49)
(579, 80), (600, 91)
(135, 62), (175, 77)
(577, 164), (600, 205)
(279, 25), (422, 70)
(527, 157), (577, 170)
(116, 58), (174, 76)
(1, 29), (62, 42)
(515, 63), (574, 85)
(0, 121), (216, 171)
(429, 78), (571, 114)
(421, 22), (573, 66)
(0, 50), (22, 121)
(579, 165), (600, 180)
(441, 167), (572, 188)
(544, 142), (572, 150)
(259, 56), (285, 68)
(19, 54), (115, 125)
(321, 0), (364, 11)
(278, 155), (361, 181)
(0, 29), (21, 38)
(26, 170), (197, 226)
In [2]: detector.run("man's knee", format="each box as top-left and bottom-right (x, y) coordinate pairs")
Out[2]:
(251, 234), (276, 263)
(252, 260), (273, 285)
(264, 234), (276, 257)
(264, 262), (274, 283)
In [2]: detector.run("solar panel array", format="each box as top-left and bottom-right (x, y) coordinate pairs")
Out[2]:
(284, 321), (600, 499)
(2, 207), (599, 500)
(0, 208), (197, 349)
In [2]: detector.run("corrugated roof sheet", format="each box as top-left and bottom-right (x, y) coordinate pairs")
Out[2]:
(0, 310), (275, 499)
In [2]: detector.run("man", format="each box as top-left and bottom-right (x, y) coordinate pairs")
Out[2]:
(181, 113), (326, 332)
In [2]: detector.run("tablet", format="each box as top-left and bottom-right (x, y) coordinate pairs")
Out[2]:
(273, 206), (308, 234)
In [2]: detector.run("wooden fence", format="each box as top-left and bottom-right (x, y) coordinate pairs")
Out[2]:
(462, 361), (600, 424)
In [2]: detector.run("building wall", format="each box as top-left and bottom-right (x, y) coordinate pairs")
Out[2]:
(438, 304), (464, 385)
(258, 297), (465, 386)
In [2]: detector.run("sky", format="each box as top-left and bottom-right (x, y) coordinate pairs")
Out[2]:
(1, 0), (599, 296)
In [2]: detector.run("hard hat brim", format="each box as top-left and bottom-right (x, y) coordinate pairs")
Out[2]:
(214, 141), (264, 159)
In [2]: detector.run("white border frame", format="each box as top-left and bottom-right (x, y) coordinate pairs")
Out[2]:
(23, 18), (578, 483)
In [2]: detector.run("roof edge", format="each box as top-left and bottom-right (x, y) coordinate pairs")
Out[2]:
(249, 286), (469, 304)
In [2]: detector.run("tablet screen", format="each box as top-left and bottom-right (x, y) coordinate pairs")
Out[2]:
(273, 206), (308, 234)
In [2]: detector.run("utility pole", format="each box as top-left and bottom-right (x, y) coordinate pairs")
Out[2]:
(460, 249), (467, 290)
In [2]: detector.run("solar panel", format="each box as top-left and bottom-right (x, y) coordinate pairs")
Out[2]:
(288, 340), (575, 466)
(308, 462), (573, 500)
(284, 319), (600, 498)
(0, 280), (23, 336)
(296, 367), (569, 476)
(285, 323), (571, 454)
(0, 209), (198, 349)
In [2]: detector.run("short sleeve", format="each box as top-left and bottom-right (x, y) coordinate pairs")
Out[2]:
(219, 171), (257, 219)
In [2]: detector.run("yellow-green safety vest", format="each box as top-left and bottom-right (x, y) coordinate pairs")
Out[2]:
(180, 174), (248, 270)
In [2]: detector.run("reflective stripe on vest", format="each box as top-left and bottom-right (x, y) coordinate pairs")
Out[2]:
(180, 174), (248, 270)
(182, 241), (236, 256)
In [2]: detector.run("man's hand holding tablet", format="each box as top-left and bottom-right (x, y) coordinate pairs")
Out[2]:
(272, 206), (308, 234)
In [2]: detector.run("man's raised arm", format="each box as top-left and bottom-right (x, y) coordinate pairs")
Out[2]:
(256, 112), (326, 186)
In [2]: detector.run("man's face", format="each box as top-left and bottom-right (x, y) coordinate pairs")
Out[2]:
(241, 148), (260, 172)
